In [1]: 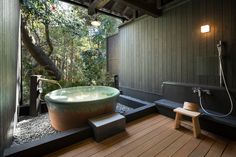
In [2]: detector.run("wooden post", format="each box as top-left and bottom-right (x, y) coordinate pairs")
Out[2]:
(29, 75), (42, 116)
(114, 75), (119, 89)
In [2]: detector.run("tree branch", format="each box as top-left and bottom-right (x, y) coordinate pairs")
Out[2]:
(21, 20), (62, 80)
(45, 23), (54, 56)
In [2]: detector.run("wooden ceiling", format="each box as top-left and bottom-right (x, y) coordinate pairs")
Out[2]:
(60, 0), (178, 21)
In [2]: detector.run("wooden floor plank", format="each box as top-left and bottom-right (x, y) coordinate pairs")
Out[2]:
(139, 131), (183, 157)
(205, 141), (227, 157)
(172, 135), (204, 157)
(155, 132), (192, 157)
(43, 114), (235, 157)
(73, 116), (170, 157)
(125, 114), (165, 130)
(44, 138), (94, 157)
(188, 137), (215, 157)
(205, 134), (228, 157)
(221, 142), (236, 157)
(45, 114), (162, 157)
(122, 127), (176, 157)
(104, 120), (173, 157)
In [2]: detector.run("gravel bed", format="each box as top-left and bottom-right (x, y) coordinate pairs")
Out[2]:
(116, 103), (133, 114)
(12, 103), (133, 146)
(12, 114), (58, 146)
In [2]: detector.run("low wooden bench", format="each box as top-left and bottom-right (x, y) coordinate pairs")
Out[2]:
(88, 113), (126, 142)
(173, 107), (201, 138)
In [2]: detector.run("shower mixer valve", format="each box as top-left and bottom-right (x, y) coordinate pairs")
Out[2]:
(192, 87), (211, 97)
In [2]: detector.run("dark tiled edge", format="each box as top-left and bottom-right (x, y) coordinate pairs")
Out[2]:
(119, 86), (162, 102)
(4, 127), (92, 157)
(4, 105), (158, 157)
(124, 104), (158, 122)
(119, 95), (153, 108)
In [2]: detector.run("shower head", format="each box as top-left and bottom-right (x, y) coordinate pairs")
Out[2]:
(216, 40), (223, 58)
(217, 40), (222, 47)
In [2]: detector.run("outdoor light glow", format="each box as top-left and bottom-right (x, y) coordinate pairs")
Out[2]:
(91, 20), (101, 27)
(201, 25), (210, 33)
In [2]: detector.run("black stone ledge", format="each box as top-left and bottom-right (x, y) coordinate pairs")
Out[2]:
(4, 126), (92, 157)
(119, 95), (153, 109)
(124, 103), (158, 122)
(119, 86), (162, 102)
(4, 105), (158, 157)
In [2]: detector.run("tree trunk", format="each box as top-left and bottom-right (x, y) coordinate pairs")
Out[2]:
(45, 23), (53, 56)
(21, 21), (61, 80)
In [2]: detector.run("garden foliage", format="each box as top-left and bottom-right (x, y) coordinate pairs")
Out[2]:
(21, 0), (121, 104)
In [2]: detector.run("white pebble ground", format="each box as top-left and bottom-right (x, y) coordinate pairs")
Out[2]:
(12, 103), (133, 146)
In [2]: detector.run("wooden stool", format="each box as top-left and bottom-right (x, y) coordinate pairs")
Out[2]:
(173, 107), (201, 138)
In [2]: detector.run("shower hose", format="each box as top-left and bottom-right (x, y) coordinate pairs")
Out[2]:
(199, 47), (234, 118)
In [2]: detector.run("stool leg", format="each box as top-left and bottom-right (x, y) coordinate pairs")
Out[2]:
(192, 117), (201, 138)
(174, 113), (182, 129)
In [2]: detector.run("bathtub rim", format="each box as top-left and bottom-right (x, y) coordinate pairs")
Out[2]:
(44, 86), (120, 104)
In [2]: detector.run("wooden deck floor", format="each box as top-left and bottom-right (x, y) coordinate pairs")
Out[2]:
(45, 114), (236, 157)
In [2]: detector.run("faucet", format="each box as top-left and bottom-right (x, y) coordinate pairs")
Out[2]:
(202, 89), (211, 95)
(192, 87), (202, 97)
(192, 87), (211, 97)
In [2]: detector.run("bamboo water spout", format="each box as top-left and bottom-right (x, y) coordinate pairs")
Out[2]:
(29, 76), (62, 116)
(38, 78), (62, 89)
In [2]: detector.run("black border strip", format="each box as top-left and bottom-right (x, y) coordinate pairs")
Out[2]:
(4, 127), (92, 157)
(4, 105), (157, 157)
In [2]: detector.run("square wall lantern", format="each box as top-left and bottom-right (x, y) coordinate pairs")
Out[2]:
(201, 25), (210, 33)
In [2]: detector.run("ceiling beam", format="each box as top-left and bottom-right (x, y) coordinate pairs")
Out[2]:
(161, 0), (190, 11)
(122, 6), (130, 16)
(116, 0), (162, 17)
(59, 0), (128, 20)
(111, 1), (119, 11)
(88, 0), (111, 15)
(91, 0), (111, 9)
(132, 10), (139, 19)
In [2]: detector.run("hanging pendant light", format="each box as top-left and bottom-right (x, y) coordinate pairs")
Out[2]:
(91, 14), (101, 27)
(91, 18), (101, 27)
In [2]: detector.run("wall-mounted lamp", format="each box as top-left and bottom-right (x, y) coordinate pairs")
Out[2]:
(201, 25), (210, 33)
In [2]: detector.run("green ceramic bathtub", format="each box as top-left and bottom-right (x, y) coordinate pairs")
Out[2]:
(45, 86), (120, 131)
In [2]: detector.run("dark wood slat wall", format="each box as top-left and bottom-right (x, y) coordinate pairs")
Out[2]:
(0, 0), (20, 155)
(114, 0), (236, 95)
(231, 0), (236, 89)
(107, 34), (120, 75)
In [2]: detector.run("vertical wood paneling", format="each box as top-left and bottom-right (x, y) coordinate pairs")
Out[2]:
(166, 11), (171, 82)
(0, 0), (20, 155)
(223, 0), (233, 88)
(192, 0), (199, 84)
(199, 0), (206, 85)
(171, 8), (177, 82)
(187, 3), (193, 83)
(231, 0), (236, 89)
(162, 15), (167, 87)
(214, 0), (223, 86)
(206, 0), (215, 85)
(181, 3), (188, 83)
(107, 34), (120, 75)
(108, 0), (236, 95)
(176, 6), (182, 83)
(157, 17), (162, 92)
